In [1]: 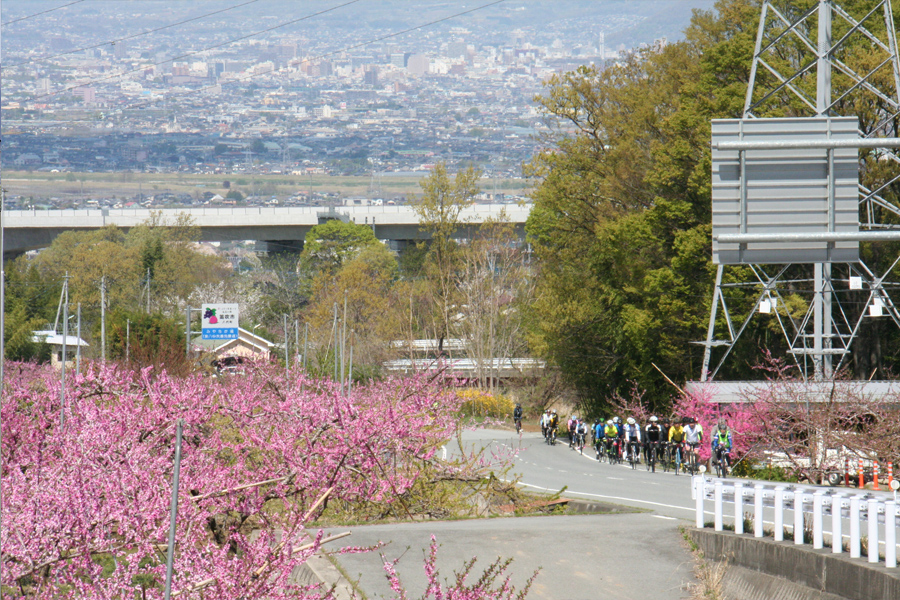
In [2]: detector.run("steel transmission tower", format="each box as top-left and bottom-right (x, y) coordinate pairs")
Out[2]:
(699, 0), (900, 384)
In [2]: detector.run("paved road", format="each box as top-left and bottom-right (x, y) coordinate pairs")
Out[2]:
(323, 428), (899, 598)
(473, 429), (698, 519)
(324, 429), (701, 599)
(325, 513), (696, 600)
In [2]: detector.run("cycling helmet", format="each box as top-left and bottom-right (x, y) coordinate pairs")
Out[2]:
(717, 418), (727, 429)
(626, 417), (636, 425)
(613, 417), (621, 424)
(682, 416), (692, 424)
(649, 416), (658, 422)
(606, 419), (613, 425)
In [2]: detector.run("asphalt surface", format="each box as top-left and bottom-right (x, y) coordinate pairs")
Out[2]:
(325, 429), (701, 599)
(325, 513), (696, 600)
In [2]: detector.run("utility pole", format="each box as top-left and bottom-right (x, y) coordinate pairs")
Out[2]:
(100, 276), (107, 363)
(60, 275), (69, 427)
(294, 319), (299, 373)
(146, 267), (151, 314)
(341, 291), (348, 395)
(283, 314), (289, 380)
(126, 319), (131, 363)
(76, 303), (81, 376)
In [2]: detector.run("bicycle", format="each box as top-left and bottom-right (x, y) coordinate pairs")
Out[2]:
(646, 441), (660, 473)
(685, 442), (699, 475)
(514, 417), (522, 434)
(576, 432), (586, 454)
(627, 440), (640, 469)
(714, 445), (731, 478)
(607, 438), (620, 465)
(549, 427), (557, 446)
(669, 442), (683, 476)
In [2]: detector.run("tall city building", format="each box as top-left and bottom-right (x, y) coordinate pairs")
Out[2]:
(407, 54), (429, 76)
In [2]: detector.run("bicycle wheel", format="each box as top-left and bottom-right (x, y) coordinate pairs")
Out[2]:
(650, 445), (657, 473)
(673, 446), (680, 476)
(629, 443), (636, 469)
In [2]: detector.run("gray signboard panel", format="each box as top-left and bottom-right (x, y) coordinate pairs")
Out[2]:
(711, 117), (859, 264)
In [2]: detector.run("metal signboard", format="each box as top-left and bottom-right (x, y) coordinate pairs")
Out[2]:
(201, 303), (239, 340)
(711, 117), (859, 265)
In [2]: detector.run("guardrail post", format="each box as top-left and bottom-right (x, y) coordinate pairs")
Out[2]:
(714, 480), (724, 531)
(831, 493), (844, 554)
(867, 499), (879, 564)
(754, 484), (764, 538)
(813, 491), (825, 549)
(734, 481), (744, 534)
(885, 501), (897, 568)
(849, 495), (861, 558)
(794, 488), (805, 545)
(695, 476), (705, 528)
(774, 486), (785, 541)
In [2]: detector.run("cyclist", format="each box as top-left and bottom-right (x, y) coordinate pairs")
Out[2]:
(614, 417), (626, 460)
(594, 419), (606, 459)
(623, 417), (642, 463)
(711, 418), (733, 473)
(513, 403), (523, 433)
(539, 410), (550, 440)
(567, 415), (578, 448)
(683, 416), (703, 473)
(668, 418), (686, 473)
(603, 419), (618, 461)
(643, 416), (663, 466)
(575, 418), (588, 452)
(548, 410), (559, 443)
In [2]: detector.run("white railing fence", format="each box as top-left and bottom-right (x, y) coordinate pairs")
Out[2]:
(692, 476), (899, 568)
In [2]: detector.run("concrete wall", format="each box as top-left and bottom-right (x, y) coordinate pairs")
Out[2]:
(687, 528), (900, 600)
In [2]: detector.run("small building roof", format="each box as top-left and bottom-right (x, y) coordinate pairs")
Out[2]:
(32, 329), (90, 347)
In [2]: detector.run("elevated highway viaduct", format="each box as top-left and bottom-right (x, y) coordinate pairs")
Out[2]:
(3, 203), (532, 257)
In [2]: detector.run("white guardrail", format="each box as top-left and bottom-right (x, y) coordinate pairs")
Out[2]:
(692, 476), (899, 568)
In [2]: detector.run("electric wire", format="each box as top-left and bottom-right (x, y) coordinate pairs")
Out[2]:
(2, 0), (86, 27)
(8, 0), (263, 68)
(32, 0), (365, 102)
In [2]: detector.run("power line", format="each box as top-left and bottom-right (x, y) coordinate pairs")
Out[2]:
(32, 0), (364, 102)
(2, 0), (86, 27)
(125, 0), (509, 110)
(8, 0), (263, 68)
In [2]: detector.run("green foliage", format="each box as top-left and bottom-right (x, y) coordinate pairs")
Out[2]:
(3, 304), (51, 363)
(107, 310), (190, 375)
(731, 460), (798, 483)
(524, 0), (763, 411)
(300, 219), (380, 274)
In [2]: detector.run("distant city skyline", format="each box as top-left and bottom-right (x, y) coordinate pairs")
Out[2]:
(1, 0), (718, 209)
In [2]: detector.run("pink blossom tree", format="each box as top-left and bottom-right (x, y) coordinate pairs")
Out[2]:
(1, 361), (525, 599)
